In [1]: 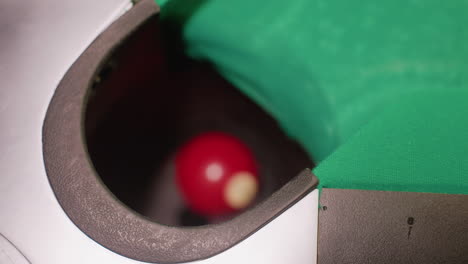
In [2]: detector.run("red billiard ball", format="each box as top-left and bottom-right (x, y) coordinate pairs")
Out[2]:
(175, 132), (259, 217)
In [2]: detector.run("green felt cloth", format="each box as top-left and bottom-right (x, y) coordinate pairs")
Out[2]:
(156, 0), (468, 194)
(314, 90), (468, 194)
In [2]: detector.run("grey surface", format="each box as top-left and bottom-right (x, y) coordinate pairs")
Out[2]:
(318, 188), (468, 264)
(0, 0), (142, 263)
(0, 234), (30, 264)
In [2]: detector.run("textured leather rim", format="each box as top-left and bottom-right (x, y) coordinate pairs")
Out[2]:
(42, 0), (318, 263)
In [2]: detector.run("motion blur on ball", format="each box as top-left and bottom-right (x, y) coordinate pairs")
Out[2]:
(175, 132), (259, 217)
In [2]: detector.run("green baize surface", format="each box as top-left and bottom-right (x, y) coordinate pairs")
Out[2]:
(157, 0), (468, 194)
